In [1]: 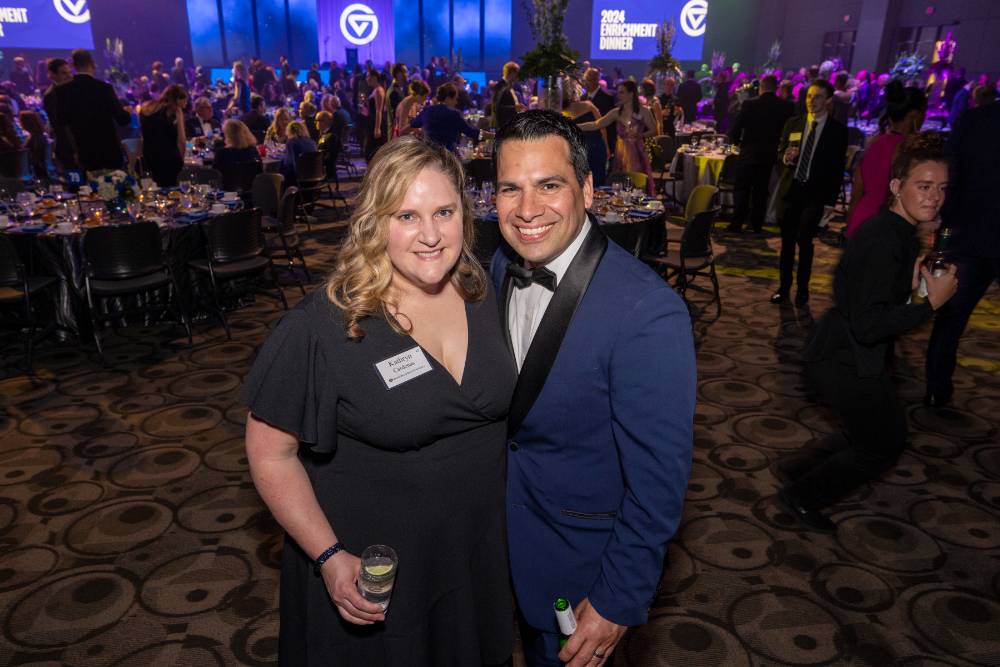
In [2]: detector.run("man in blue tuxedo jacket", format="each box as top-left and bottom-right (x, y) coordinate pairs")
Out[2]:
(490, 110), (695, 666)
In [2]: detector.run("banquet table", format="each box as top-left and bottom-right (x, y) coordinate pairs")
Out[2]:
(669, 147), (734, 202)
(1, 192), (241, 339)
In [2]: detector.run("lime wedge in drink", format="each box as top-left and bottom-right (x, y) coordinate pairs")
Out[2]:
(365, 564), (394, 576)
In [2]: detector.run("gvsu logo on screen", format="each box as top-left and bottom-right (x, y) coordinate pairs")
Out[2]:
(680, 0), (707, 37)
(340, 3), (379, 45)
(54, 0), (91, 24)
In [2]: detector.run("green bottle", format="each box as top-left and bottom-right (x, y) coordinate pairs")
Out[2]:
(554, 597), (577, 649)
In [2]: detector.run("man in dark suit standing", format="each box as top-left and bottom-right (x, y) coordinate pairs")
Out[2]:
(42, 57), (77, 172)
(727, 74), (794, 232)
(491, 111), (695, 666)
(53, 49), (131, 173)
(491, 61), (522, 129)
(771, 79), (848, 305)
(924, 100), (1000, 407)
(581, 67), (616, 161)
(677, 70), (702, 125)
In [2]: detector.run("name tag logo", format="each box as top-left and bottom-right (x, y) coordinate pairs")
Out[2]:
(374, 346), (433, 389)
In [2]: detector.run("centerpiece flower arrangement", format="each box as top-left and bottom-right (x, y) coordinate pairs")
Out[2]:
(760, 40), (781, 76)
(890, 51), (926, 84)
(519, 0), (579, 109)
(647, 20), (681, 79)
(91, 170), (141, 217)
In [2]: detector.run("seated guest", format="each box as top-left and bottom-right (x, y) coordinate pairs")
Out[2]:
(846, 81), (926, 238)
(215, 119), (262, 177)
(281, 120), (318, 185)
(18, 110), (51, 180)
(186, 96), (222, 143)
(140, 84), (188, 187)
(240, 95), (270, 144)
(0, 110), (23, 177)
(215, 119), (262, 190)
(394, 80), (429, 137)
(265, 107), (292, 145)
(315, 111), (340, 178)
(410, 83), (481, 153)
(299, 100), (320, 142)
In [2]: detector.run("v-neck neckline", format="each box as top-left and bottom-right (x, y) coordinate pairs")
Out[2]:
(402, 300), (472, 389)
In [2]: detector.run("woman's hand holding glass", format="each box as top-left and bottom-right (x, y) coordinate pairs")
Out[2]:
(319, 550), (386, 625)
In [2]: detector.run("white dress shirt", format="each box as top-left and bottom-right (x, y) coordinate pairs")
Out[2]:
(797, 112), (827, 182)
(507, 219), (592, 370)
(199, 120), (215, 138)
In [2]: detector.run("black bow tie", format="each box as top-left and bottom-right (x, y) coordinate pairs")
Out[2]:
(507, 262), (557, 291)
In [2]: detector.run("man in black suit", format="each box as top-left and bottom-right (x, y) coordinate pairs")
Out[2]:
(53, 49), (131, 173)
(240, 95), (270, 144)
(924, 100), (1000, 407)
(677, 70), (702, 125)
(771, 79), (848, 305)
(43, 57), (77, 172)
(581, 67), (616, 159)
(170, 57), (188, 88)
(186, 96), (222, 142)
(491, 61), (522, 129)
(727, 74), (794, 232)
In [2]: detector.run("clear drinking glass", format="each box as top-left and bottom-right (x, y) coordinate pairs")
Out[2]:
(358, 544), (398, 612)
(179, 180), (191, 195)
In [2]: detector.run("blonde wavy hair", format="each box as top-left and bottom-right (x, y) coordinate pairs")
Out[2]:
(327, 136), (486, 339)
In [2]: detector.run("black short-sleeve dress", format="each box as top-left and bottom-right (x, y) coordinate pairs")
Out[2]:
(241, 286), (517, 666)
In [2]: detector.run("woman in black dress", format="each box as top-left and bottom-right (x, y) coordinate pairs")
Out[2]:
(776, 133), (958, 531)
(243, 136), (515, 665)
(140, 84), (188, 187)
(364, 69), (388, 162)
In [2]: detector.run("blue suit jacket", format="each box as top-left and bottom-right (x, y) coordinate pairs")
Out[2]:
(490, 224), (695, 630)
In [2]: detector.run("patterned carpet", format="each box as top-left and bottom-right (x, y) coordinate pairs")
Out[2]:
(1, 206), (998, 666)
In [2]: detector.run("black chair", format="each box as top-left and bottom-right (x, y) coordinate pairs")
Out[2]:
(221, 160), (263, 193)
(716, 154), (739, 217)
(296, 150), (347, 219)
(179, 165), (223, 189)
(838, 145), (863, 212)
(648, 207), (722, 317)
(82, 221), (192, 360)
(188, 209), (287, 339)
(473, 217), (502, 268)
(0, 233), (56, 370)
(265, 187), (311, 293)
(252, 172), (284, 231)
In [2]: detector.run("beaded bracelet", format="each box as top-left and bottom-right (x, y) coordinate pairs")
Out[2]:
(313, 542), (344, 575)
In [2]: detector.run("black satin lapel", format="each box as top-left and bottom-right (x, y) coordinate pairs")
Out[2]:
(500, 272), (515, 358)
(507, 223), (608, 436)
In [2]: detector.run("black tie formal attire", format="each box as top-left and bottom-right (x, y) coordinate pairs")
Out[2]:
(773, 114), (848, 300)
(782, 210), (934, 511)
(727, 92), (794, 232)
(677, 79), (702, 126)
(53, 74), (131, 173)
(925, 102), (1000, 404)
(492, 80), (519, 130)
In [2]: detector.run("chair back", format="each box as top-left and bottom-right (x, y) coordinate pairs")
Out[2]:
(202, 209), (264, 264)
(83, 221), (165, 280)
(680, 207), (719, 258)
(0, 233), (24, 287)
(684, 184), (718, 220)
(0, 176), (23, 197)
(718, 154), (739, 186)
(626, 171), (648, 190)
(652, 135), (676, 171)
(252, 172), (284, 217)
(277, 187), (299, 236)
(179, 166), (223, 189)
(607, 172), (632, 190)
(222, 160), (263, 192)
(296, 151), (325, 182)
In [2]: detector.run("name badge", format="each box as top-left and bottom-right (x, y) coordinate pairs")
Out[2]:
(789, 132), (802, 141)
(374, 346), (434, 389)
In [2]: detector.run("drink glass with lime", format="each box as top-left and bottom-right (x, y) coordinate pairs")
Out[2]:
(358, 544), (398, 612)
